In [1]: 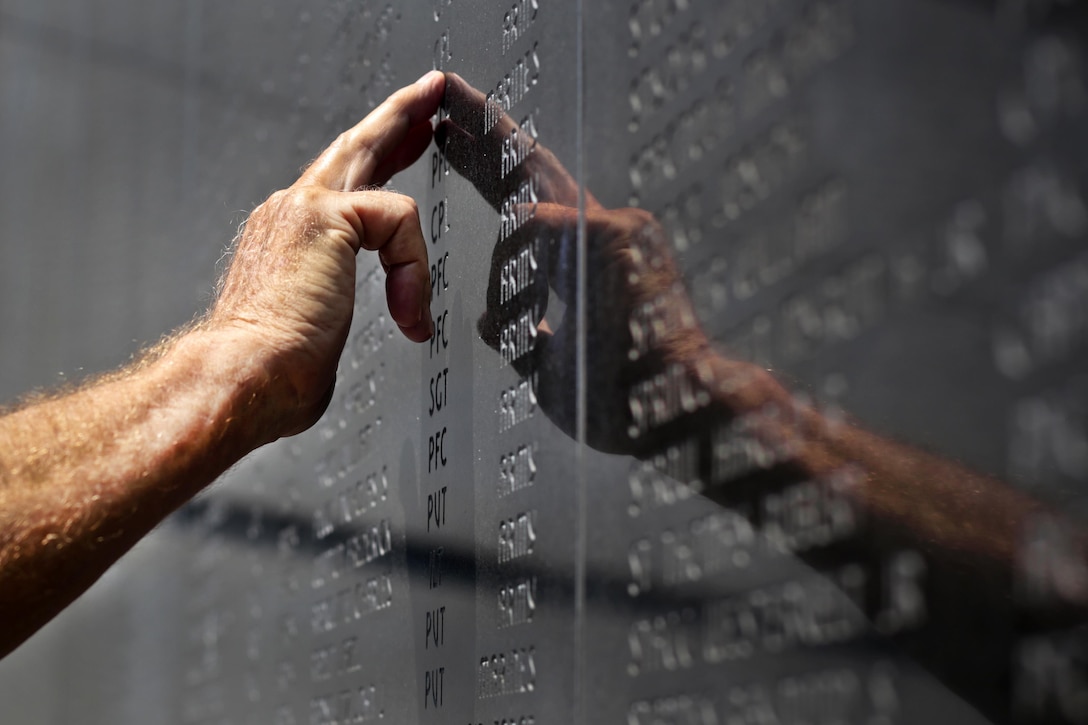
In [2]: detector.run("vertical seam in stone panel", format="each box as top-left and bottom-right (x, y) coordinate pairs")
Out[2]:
(573, 0), (588, 724)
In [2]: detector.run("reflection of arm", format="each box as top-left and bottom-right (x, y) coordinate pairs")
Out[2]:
(690, 348), (1039, 573)
(649, 343), (1054, 724)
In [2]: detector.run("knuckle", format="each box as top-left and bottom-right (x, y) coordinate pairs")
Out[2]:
(282, 186), (325, 214)
(290, 184), (324, 204)
(399, 194), (420, 218)
(335, 129), (372, 163)
(324, 127), (357, 154)
(383, 191), (419, 222)
(252, 187), (328, 235)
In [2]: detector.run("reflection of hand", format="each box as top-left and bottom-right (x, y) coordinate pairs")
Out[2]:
(439, 73), (581, 210)
(439, 73), (773, 455)
(208, 72), (443, 442)
(484, 202), (720, 455)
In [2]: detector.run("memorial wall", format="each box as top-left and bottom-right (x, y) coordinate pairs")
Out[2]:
(1, 1), (1087, 723)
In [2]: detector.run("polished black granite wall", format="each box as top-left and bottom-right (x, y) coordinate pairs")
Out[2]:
(1, 1), (1087, 723)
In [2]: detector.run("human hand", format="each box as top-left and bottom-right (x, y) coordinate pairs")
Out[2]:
(207, 71), (444, 442)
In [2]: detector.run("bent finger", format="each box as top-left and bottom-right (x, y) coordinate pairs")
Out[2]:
(298, 71), (445, 192)
(339, 190), (433, 342)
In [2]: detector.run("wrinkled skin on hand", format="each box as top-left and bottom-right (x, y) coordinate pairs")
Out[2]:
(209, 72), (444, 441)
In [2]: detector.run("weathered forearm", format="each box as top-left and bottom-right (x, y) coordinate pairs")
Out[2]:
(0, 329), (270, 657)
